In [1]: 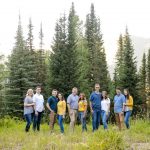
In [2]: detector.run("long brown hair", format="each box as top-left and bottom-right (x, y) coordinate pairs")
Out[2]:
(58, 93), (65, 101)
(102, 91), (108, 99)
(124, 88), (130, 99)
(79, 93), (86, 102)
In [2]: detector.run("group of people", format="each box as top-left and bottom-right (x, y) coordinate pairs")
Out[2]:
(24, 83), (133, 133)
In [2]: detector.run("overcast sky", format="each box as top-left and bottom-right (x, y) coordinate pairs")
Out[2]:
(0, 0), (150, 65)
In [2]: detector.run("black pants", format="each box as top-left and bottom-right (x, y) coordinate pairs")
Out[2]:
(33, 112), (43, 131)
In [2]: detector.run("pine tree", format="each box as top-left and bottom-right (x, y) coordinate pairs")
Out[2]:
(114, 34), (124, 88)
(139, 52), (147, 102)
(66, 2), (80, 91)
(76, 25), (90, 96)
(7, 15), (29, 117)
(122, 28), (139, 104)
(147, 49), (150, 96)
(26, 18), (38, 88)
(85, 3), (109, 91)
(36, 23), (46, 91)
(49, 14), (68, 96)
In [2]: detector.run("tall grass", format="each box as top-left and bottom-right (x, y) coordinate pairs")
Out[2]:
(0, 117), (150, 150)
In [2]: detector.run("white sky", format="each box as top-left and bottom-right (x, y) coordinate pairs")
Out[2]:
(0, 0), (150, 65)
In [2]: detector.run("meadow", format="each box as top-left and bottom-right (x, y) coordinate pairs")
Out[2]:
(0, 117), (150, 150)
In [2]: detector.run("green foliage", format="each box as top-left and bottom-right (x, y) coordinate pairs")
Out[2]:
(49, 3), (81, 97)
(138, 53), (147, 102)
(114, 34), (124, 88)
(6, 16), (29, 117)
(122, 28), (139, 104)
(85, 3), (109, 91)
(114, 28), (139, 104)
(147, 49), (150, 96)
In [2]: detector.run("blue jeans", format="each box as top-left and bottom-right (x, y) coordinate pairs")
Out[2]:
(79, 112), (87, 132)
(33, 112), (43, 131)
(101, 110), (110, 129)
(92, 109), (101, 131)
(57, 115), (64, 133)
(124, 110), (132, 129)
(24, 113), (32, 132)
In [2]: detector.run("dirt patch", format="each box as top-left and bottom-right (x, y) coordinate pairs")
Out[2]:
(129, 143), (150, 150)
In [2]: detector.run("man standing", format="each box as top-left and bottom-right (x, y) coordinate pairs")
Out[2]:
(46, 89), (58, 132)
(33, 86), (44, 131)
(90, 83), (102, 132)
(114, 87), (126, 131)
(67, 87), (79, 132)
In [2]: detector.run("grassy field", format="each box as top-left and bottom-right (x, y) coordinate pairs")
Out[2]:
(0, 118), (150, 150)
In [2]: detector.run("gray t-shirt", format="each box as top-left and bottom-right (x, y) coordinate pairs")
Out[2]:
(24, 96), (34, 115)
(67, 94), (79, 110)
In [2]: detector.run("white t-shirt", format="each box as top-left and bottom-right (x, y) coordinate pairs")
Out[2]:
(33, 93), (44, 112)
(101, 98), (110, 112)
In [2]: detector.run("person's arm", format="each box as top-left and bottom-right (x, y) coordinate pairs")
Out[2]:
(89, 94), (93, 113)
(106, 98), (110, 115)
(84, 100), (88, 117)
(24, 97), (34, 107)
(24, 103), (34, 107)
(42, 96), (45, 111)
(67, 95), (71, 114)
(63, 101), (66, 115)
(46, 98), (54, 113)
(33, 95), (38, 116)
(122, 95), (126, 112)
(125, 96), (133, 106)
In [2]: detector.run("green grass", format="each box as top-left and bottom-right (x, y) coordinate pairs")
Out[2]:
(0, 118), (150, 150)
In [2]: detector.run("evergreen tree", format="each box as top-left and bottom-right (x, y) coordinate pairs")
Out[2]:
(49, 3), (80, 97)
(139, 52), (147, 102)
(36, 23), (46, 91)
(76, 24), (90, 96)
(122, 28), (139, 104)
(114, 34), (124, 88)
(26, 18), (38, 88)
(7, 15), (29, 117)
(49, 14), (68, 96)
(85, 3), (109, 91)
(147, 49), (150, 96)
(66, 2), (80, 91)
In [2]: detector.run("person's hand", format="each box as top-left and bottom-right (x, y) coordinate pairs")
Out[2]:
(50, 110), (54, 113)
(106, 111), (109, 116)
(35, 111), (38, 116)
(63, 114), (65, 119)
(121, 111), (124, 115)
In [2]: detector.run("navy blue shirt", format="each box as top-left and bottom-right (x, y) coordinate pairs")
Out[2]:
(47, 96), (58, 113)
(90, 91), (102, 110)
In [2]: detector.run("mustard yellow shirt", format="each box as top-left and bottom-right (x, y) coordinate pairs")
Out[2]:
(57, 100), (66, 115)
(78, 100), (87, 112)
(125, 96), (133, 111)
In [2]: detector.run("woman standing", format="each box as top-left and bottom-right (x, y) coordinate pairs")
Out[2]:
(124, 89), (133, 129)
(57, 93), (66, 133)
(78, 93), (87, 132)
(101, 91), (110, 130)
(24, 89), (34, 132)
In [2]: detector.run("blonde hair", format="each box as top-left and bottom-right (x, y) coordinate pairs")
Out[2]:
(26, 89), (34, 97)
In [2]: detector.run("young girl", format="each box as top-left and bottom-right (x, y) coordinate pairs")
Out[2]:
(124, 89), (133, 129)
(24, 89), (34, 132)
(78, 93), (87, 132)
(57, 93), (66, 133)
(101, 91), (110, 129)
